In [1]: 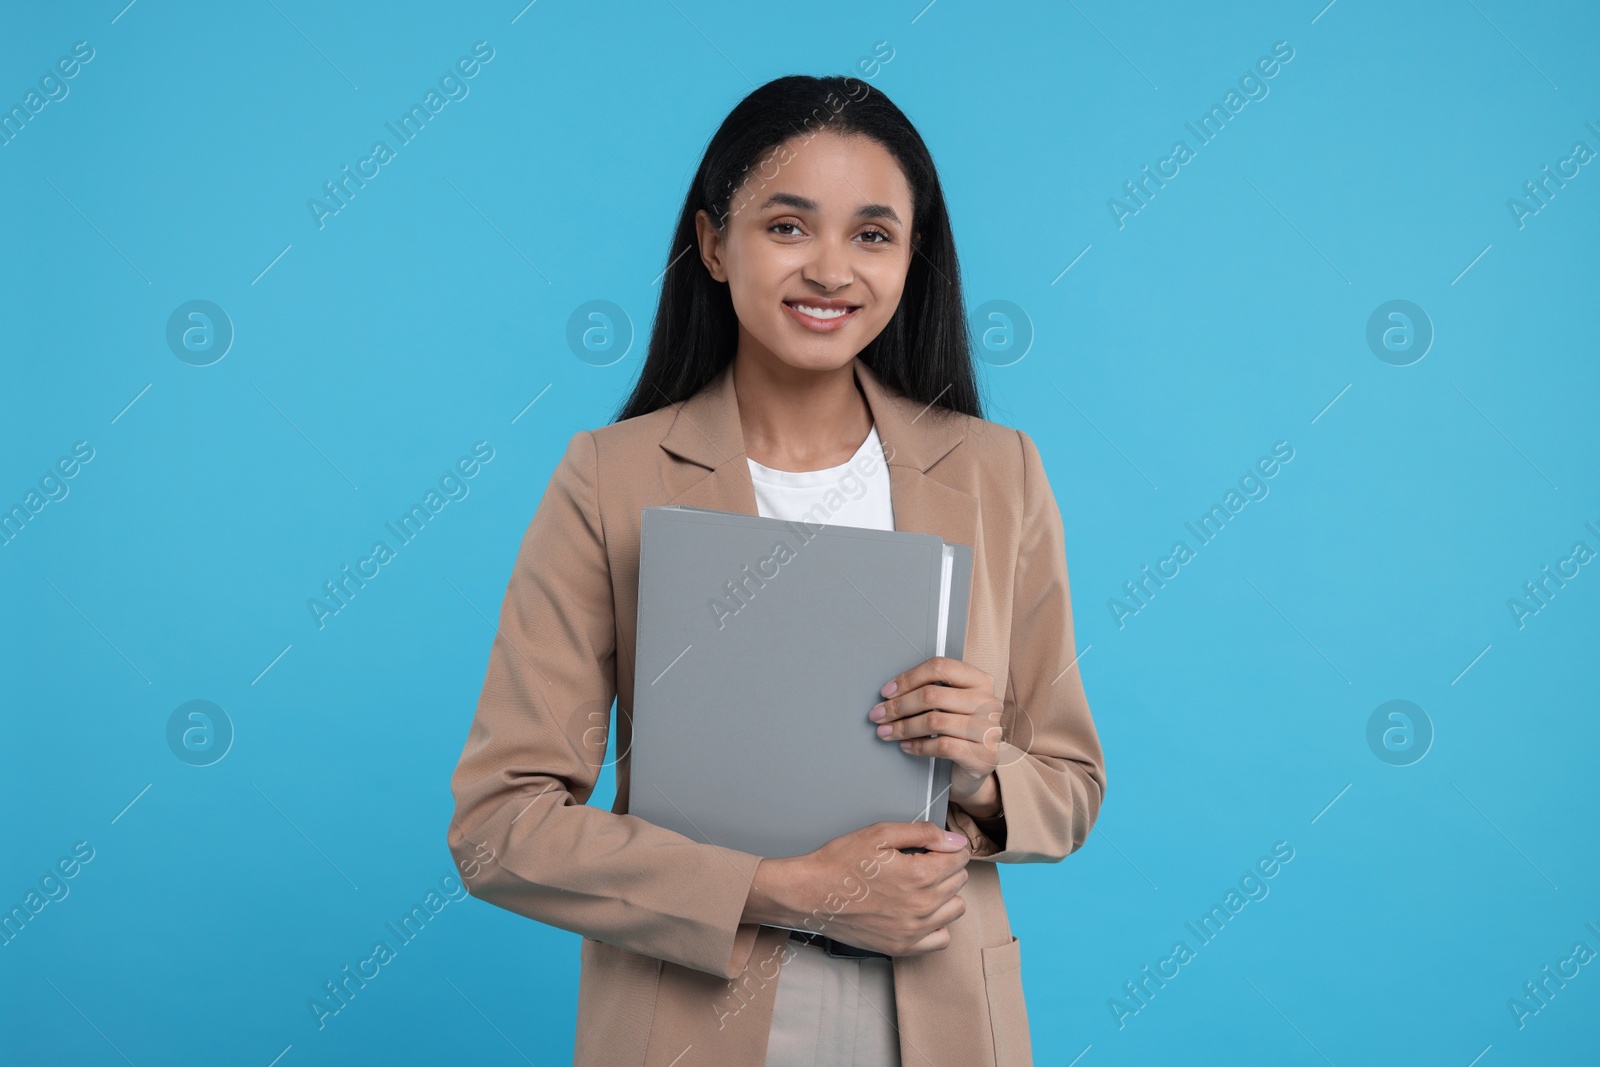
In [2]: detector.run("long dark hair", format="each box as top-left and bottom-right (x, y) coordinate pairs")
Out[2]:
(611, 74), (983, 424)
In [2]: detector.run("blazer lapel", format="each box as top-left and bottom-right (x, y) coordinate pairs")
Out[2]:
(656, 356), (980, 563)
(655, 358), (760, 516)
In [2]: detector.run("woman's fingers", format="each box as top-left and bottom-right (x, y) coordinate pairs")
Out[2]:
(929, 863), (970, 904)
(880, 656), (991, 699)
(870, 656), (1002, 747)
(865, 656), (1004, 800)
(872, 683), (989, 725)
(900, 893), (967, 955)
(877, 709), (973, 743)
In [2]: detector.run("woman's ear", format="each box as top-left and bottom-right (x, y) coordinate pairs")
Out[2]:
(694, 208), (728, 283)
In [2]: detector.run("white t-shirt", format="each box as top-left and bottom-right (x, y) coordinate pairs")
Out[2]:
(746, 424), (894, 532)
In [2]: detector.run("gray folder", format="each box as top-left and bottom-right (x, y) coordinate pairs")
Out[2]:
(628, 504), (973, 862)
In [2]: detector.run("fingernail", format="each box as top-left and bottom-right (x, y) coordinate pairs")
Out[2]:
(944, 832), (966, 845)
(869, 705), (886, 721)
(881, 681), (897, 697)
(876, 725), (892, 738)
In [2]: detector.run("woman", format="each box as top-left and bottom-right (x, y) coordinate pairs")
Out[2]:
(447, 75), (1107, 1066)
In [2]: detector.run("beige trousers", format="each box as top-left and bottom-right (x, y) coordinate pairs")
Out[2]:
(763, 936), (902, 1066)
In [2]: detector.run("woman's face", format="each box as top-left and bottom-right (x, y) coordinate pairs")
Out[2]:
(695, 130), (917, 376)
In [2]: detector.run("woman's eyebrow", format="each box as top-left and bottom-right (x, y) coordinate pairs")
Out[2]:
(758, 191), (903, 226)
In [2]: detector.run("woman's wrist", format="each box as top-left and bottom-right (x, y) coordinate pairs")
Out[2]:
(957, 773), (1002, 820)
(740, 856), (812, 927)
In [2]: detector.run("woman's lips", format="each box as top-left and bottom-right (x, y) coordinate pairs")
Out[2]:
(782, 301), (861, 333)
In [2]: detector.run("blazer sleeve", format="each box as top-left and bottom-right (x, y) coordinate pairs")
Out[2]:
(446, 429), (765, 980)
(947, 428), (1108, 863)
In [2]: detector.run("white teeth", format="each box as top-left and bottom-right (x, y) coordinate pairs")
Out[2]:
(789, 303), (853, 319)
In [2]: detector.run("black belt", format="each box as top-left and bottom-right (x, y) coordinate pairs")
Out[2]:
(788, 929), (891, 960)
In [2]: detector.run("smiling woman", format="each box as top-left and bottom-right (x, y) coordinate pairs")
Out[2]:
(689, 129), (924, 464)
(614, 76), (979, 439)
(448, 73), (1106, 1067)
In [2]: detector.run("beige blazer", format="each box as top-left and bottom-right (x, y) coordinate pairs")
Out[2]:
(447, 356), (1106, 1066)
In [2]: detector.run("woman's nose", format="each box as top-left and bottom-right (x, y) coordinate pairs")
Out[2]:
(802, 237), (853, 291)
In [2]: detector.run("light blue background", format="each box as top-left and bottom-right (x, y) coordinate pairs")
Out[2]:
(2, 1), (1597, 1063)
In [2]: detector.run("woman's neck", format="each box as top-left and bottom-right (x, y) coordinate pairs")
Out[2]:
(732, 353), (873, 473)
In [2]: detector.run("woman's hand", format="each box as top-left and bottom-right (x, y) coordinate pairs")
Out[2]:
(745, 821), (971, 957)
(870, 657), (1004, 819)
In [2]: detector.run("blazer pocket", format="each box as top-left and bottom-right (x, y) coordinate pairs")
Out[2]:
(981, 935), (1033, 1066)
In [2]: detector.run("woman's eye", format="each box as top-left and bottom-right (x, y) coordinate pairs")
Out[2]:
(766, 222), (891, 242)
